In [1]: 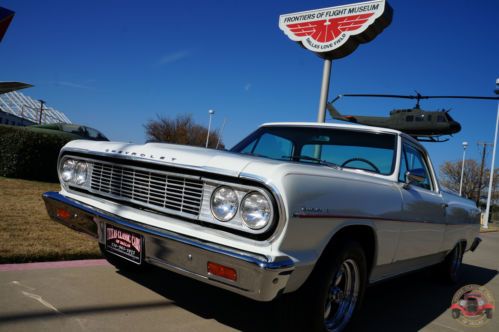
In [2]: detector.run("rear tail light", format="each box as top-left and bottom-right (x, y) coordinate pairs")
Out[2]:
(207, 262), (237, 281)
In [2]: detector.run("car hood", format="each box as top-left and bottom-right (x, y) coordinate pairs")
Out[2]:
(62, 140), (285, 178)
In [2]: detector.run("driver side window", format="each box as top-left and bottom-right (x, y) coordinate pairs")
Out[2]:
(401, 143), (433, 190)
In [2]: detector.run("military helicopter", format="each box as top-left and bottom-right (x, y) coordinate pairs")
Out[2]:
(327, 93), (499, 142)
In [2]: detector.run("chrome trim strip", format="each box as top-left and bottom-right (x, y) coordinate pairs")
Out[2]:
(292, 212), (478, 225)
(43, 191), (294, 270)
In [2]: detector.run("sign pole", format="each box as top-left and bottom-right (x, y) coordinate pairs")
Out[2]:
(279, 0), (392, 122)
(317, 59), (332, 123)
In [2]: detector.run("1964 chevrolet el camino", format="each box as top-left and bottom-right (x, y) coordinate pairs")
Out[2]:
(43, 122), (481, 331)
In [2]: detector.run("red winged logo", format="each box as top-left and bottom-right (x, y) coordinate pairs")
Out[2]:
(279, 0), (392, 59)
(286, 13), (374, 43)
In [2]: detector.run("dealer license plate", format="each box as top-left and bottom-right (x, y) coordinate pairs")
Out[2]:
(105, 225), (143, 264)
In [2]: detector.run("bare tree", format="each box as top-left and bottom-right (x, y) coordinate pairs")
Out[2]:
(144, 114), (224, 149)
(439, 159), (498, 204)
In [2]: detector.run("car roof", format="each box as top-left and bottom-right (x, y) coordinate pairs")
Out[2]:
(261, 122), (402, 135)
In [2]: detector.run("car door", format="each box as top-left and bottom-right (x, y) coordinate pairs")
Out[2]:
(394, 140), (446, 263)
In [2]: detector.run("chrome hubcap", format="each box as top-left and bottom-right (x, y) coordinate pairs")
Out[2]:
(324, 259), (360, 332)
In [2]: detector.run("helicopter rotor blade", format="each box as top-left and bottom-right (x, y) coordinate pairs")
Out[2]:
(335, 94), (499, 100)
(420, 96), (499, 100)
(339, 94), (421, 99)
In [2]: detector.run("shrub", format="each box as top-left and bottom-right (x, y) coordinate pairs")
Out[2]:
(0, 125), (76, 182)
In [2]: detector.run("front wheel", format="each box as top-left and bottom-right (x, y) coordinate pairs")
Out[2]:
(302, 240), (367, 332)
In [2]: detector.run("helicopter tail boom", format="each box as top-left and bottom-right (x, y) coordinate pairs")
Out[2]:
(327, 102), (357, 123)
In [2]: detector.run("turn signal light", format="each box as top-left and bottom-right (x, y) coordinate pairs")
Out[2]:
(56, 208), (71, 220)
(207, 262), (237, 281)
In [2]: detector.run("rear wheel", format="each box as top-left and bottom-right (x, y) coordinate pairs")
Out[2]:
(452, 309), (461, 319)
(440, 242), (464, 283)
(300, 240), (367, 332)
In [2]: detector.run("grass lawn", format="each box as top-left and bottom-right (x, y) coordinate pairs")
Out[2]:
(0, 177), (100, 263)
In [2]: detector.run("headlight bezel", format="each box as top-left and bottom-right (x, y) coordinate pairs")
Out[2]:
(58, 156), (92, 189)
(204, 180), (277, 235)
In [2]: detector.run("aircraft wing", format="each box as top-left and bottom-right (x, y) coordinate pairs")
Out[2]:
(0, 7), (15, 43)
(0, 82), (34, 95)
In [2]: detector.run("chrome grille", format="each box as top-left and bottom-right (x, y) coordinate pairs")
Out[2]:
(90, 161), (203, 216)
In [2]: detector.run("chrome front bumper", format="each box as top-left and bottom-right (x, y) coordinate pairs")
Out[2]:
(43, 192), (294, 301)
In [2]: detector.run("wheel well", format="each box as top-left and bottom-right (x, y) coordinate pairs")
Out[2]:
(322, 225), (377, 277)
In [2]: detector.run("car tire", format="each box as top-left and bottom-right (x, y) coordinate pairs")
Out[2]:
(99, 243), (146, 272)
(485, 308), (493, 319)
(439, 242), (463, 283)
(452, 309), (461, 319)
(298, 240), (367, 332)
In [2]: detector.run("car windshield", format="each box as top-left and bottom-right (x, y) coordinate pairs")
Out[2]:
(231, 126), (397, 175)
(61, 124), (86, 135)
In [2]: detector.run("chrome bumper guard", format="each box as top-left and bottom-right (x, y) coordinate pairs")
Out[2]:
(43, 192), (294, 301)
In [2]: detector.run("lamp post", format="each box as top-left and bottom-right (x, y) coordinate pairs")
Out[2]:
(483, 78), (499, 229)
(38, 99), (45, 124)
(459, 141), (468, 196)
(205, 109), (215, 148)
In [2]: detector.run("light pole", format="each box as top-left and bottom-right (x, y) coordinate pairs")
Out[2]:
(459, 141), (468, 196)
(205, 109), (215, 148)
(483, 78), (499, 229)
(38, 99), (45, 124)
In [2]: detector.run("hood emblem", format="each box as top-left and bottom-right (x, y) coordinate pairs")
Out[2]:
(105, 148), (172, 162)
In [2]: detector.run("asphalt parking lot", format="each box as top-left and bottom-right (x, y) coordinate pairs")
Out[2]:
(0, 232), (497, 332)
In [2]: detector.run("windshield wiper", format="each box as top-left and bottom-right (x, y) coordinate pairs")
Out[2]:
(281, 155), (341, 169)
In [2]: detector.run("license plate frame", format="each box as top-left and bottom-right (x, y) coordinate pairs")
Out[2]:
(105, 224), (143, 265)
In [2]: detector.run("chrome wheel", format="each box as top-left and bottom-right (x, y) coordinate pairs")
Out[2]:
(324, 258), (360, 332)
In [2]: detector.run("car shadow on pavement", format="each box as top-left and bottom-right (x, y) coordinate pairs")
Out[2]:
(353, 263), (497, 331)
(119, 263), (497, 331)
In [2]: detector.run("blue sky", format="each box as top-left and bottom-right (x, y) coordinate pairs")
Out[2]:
(1, 0), (498, 172)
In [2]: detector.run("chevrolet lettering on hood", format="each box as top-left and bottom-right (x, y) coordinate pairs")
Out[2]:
(104, 148), (176, 162)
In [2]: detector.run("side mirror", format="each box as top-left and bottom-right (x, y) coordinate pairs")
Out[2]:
(405, 168), (426, 187)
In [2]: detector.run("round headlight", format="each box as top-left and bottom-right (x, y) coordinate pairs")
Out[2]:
(61, 159), (76, 182)
(241, 192), (272, 230)
(211, 186), (238, 221)
(75, 162), (88, 185)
